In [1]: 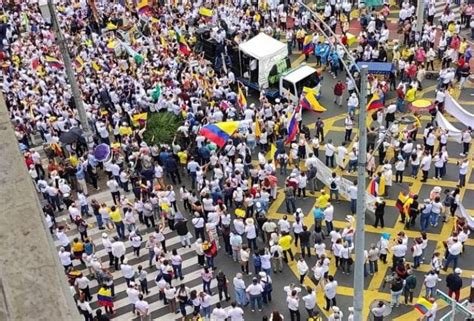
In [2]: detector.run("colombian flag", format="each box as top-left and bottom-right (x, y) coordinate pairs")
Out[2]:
(199, 121), (240, 147)
(414, 297), (432, 315)
(176, 32), (191, 55)
(285, 105), (300, 144)
(367, 92), (384, 111)
(97, 287), (113, 308)
(302, 35), (314, 55)
(237, 85), (247, 110)
(300, 90), (326, 113)
(44, 55), (63, 69)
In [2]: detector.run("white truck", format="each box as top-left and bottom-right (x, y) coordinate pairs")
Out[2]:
(238, 33), (321, 102)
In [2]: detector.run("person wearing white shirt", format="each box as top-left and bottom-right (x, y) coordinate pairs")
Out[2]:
(287, 289), (301, 320)
(458, 158), (469, 187)
(325, 140), (336, 167)
(391, 239), (408, 270)
(111, 236), (126, 270)
(233, 273), (248, 306)
(348, 181), (358, 214)
(424, 270), (441, 297)
(56, 227), (70, 250)
(324, 276), (338, 310)
(297, 256), (309, 284)
(278, 217), (291, 233)
(212, 303), (228, 321)
(77, 297), (93, 319)
(444, 239), (463, 271)
(302, 286), (316, 317)
(121, 258), (135, 286)
(460, 128), (472, 156)
(420, 152), (432, 182)
(58, 247), (72, 271)
(228, 302), (244, 321)
(246, 278), (264, 312)
(135, 294), (150, 320)
(126, 283), (140, 315)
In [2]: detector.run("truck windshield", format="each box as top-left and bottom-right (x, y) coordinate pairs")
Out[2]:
(296, 73), (320, 97)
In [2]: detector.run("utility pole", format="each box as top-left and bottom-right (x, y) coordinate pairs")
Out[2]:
(47, 0), (94, 149)
(416, 0), (424, 32)
(353, 65), (368, 321)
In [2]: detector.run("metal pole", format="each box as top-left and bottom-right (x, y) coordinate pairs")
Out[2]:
(47, 0), (94, 149)
(416, 0), (424, 33)
(353, 65), (368, 321)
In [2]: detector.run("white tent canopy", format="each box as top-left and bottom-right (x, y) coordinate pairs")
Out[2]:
(239, 33), (288, 89)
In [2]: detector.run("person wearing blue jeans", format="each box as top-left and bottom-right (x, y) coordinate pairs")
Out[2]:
(233, 274), (248, 306)
(444, 249), (460, 271)
(246, 278), (264, 312)
(199, 294), (211, 319)
(350, 198), (357, 214)
(349, 181), (358, 214)
(419, 202), (432, 232)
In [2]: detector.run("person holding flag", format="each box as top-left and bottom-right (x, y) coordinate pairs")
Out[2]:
(237, 84), (247, 110)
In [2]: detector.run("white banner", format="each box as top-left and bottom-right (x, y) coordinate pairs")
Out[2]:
(444, 93), (474, 128)
(435, 112), (462, 143)
(313, 157), (377, 212)
(459, 204), (474, 230)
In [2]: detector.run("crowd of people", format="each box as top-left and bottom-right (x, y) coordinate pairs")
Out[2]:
(1, 0), (474, 320)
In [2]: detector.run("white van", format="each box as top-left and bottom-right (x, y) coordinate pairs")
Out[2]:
(279, 64), (321, 104)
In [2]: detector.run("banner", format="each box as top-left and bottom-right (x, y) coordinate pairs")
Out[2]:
(435, 112), (462, 143)
(459, 204), (474, 230)
(444, 93), (474, 127)
(313, 156), (377, 212)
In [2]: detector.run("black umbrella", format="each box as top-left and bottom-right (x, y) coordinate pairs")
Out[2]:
(59, 127), (84, 145)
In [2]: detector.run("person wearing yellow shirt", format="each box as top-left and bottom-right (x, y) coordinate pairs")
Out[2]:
(278, 232), (294, 262)
(459, 39), (468, 55)
(177, 150), (188, 167)
(109, 205), (125, 239)
(317, 190), (330, 208)
(405, 85), (416, 103)
(72, 237), (85, 264)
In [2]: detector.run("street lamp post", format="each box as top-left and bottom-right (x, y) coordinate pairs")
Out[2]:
(47, 0), (94, 149)
(297, 3), (369, 319)
(416, 0), (424, 33)
(353, 65), (368, 321)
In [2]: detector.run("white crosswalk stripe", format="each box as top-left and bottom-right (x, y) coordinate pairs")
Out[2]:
(434, 1), (460, 19)
(51, 189), (236, 321)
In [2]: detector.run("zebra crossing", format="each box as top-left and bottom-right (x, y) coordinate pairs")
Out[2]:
(434, 0), (460, 19)
(52, 190), (234, 320)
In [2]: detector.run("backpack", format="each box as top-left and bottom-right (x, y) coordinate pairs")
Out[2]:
(253, 255), (261, 267)
(245, 152), (252, 164)
(308, 166), (317, 179)
(263, 280), (272, 292)
(330, 179), (337, 189)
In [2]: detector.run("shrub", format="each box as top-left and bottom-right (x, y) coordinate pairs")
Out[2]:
(143, 112), (182, 145)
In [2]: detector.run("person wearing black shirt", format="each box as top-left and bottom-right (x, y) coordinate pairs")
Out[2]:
(374, 199), (386, 228)
(299, 226), (312, 258)
(408, 195), (420, 228)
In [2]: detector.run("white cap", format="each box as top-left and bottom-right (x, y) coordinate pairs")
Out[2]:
(455, 268), (462, 274)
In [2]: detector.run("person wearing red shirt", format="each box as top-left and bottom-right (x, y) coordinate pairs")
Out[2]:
(333, 81), (346, 107)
